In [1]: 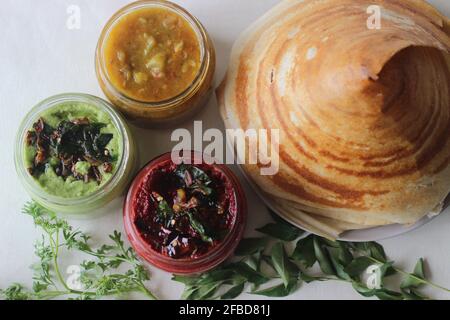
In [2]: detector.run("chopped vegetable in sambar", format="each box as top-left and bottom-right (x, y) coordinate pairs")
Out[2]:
(104, 7), (202, 102)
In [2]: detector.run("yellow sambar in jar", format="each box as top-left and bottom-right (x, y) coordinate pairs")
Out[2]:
(104, 7), (201, 102)
(96, 1), (216, 127)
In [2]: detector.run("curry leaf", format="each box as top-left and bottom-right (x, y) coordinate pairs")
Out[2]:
(230, 262), (271, 286)
(379, 261), (396, 280)
(271, 243), (290, 287)
(221, 283), (245, 300)
(328, 248), (352, 281)
(354, 242), (387, 263)
(292, 236), (316, 267)
(299, 272), (328, 283)
(257, 212), (304, 241)
(256, 223), (303, 241)
(252, 279), (298, 298)
(172, 211), (450, 301)
(190, 166), (212, 185)
(187, 211), (213, 243)
(197, 269), (235, 286)
(188, 282), (222, 300)
(351, 282), (403, 300)
(313, 238), (336, 276)
(235, 238), (269, 256)
(375, 289), (404, 301)
(344, 256), (374, 278)
(401, 258), (426, 289)
(175, 164), (213, 186)
(181, 287), (199, 300)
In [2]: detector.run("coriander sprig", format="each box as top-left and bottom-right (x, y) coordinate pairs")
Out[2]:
(0, 202), (157, 300)
(173, 211), (450, 300)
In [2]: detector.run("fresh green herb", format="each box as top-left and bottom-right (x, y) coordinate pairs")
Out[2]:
(344, 256), (374, 278)
(221, 282), (245, 300)
(256, 213), (304, 241)
(256, 223), (303, 242)
(231, 262), (271, 285)
(235, 238), (269, 256)
(270, 243), (291, 287)
(292, 236), (316, 267)
(173, 262), (271, 300)
(401, 258), (425, 290)
(252, 280), (298, 297)
(0, 202), (157, 300)
(4, 203), (450, 301)
(174, 212), (450, 300)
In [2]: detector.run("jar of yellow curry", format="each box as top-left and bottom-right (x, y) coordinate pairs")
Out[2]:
(96, 0), (216, 127)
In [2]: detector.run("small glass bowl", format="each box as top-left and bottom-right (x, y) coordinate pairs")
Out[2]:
(14, 93), (138, 216)
(123, 152), (247, 275)
(95, 0), (216, 127)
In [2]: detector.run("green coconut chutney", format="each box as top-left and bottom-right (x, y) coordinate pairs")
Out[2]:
(24, 102), (123, 198)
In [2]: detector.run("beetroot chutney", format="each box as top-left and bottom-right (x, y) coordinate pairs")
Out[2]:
(123, 152), (247, 274)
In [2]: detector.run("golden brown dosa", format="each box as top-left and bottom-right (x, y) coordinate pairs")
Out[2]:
(218, 0), (450, 239)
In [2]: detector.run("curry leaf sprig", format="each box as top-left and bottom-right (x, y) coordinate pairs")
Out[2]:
(173, 211), (450, 300)
(0, 202), (157, 300)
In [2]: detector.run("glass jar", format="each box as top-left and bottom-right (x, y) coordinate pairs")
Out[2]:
(123, 152), (247, 274)
(95, 0), (216, 127)
(14, 93), (138, 216)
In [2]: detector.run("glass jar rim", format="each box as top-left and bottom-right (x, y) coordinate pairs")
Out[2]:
(96, 0), (209, 108)
(14, 93), (131, 207)
(123, 151), (247, 273)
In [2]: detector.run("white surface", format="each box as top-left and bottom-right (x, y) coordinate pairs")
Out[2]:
(0, 0), (449, 300)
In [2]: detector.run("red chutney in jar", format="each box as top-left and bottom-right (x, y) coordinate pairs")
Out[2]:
(123, 152), (247, 274)
(134, 161), (236, 259)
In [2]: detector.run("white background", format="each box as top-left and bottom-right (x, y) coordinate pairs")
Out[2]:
(1, 0), (450, 300)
